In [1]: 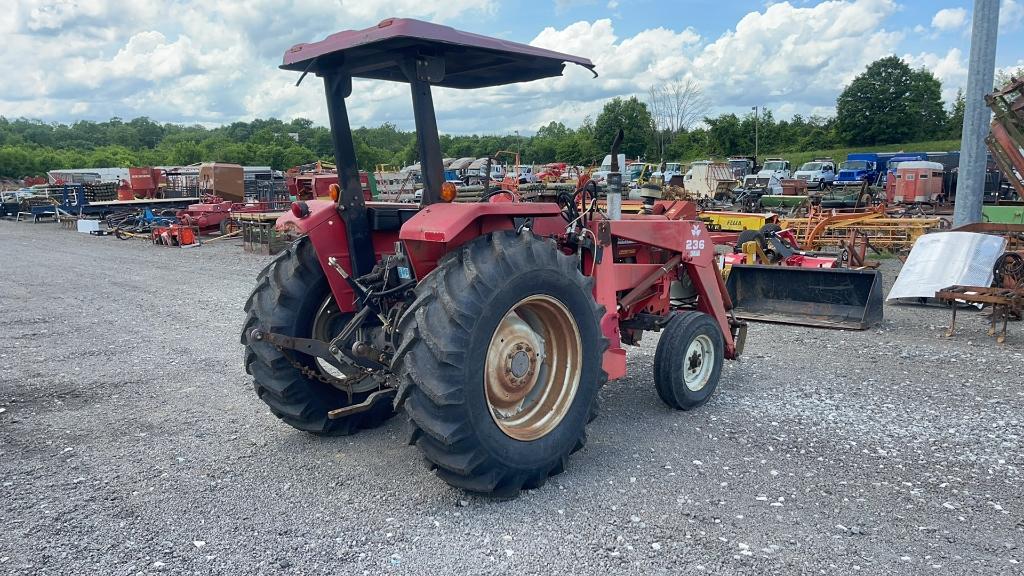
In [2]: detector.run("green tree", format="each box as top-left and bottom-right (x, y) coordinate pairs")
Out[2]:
(0, 146), (35, 178)
(594, 97), (654, 159)
(170, 141), (203, 165)
(946, 89), (965, 139)
(665, 129), (710, 161)
(128, 117), (165, 148)
(994, 65), (1024, 88)
(704, 114), (743, 156)
(836, 56), (947, 145)
(86, 145), (138, 168)
(907, 68), (947, 140)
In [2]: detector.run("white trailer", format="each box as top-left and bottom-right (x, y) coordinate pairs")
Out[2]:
(682, 161), (739, 198)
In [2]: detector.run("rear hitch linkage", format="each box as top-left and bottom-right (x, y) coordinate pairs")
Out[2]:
(248, 327), (397, 419)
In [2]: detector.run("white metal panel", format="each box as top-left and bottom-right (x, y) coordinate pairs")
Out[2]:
(887, 232), (1008, 301)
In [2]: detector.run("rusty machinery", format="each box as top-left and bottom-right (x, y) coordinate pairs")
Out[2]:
(986, 76), (1024, 200)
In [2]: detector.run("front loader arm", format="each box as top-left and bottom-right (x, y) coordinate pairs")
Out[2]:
(596, 218), (742, 358)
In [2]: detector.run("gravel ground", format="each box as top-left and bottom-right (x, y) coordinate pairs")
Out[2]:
(1, 220), (1022, 575)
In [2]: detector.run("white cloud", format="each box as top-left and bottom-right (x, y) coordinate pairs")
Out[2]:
(692, 0), (902, 107)
(0, 0), (496, 124)
(0, 0), (976, 135)
(904, 48), (967, 103)
(1002, 0), (1024, 32)
(931, 7), (967, 30)
(478, 0), (906, 131)
(996, 59), (1024, 83)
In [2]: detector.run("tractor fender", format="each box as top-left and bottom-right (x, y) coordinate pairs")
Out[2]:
(399, 202), (564, 279)
(273, 199), (401, 315)
(399, 202), (562, 242)
(274, 199), (336, 235)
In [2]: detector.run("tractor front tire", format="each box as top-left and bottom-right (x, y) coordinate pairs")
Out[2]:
(654, 311), (724, 410)
(394, 231), (607, 497)
(241, 236), (395, 435)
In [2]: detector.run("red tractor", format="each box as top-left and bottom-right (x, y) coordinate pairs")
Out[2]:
(242, 19), (748, 497)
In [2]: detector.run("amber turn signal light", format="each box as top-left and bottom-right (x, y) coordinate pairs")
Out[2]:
(328, 183), (341, 202)
(440, 182), (457, 203)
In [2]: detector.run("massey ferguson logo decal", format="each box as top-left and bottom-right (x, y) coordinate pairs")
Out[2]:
(685, 223), (705, 256)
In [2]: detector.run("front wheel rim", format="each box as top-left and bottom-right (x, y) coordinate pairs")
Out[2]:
(683, 334), (715, 392)
(484, 295), (583, 441)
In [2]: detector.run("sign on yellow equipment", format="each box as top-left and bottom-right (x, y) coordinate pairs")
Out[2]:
(701, 211), (779, 232)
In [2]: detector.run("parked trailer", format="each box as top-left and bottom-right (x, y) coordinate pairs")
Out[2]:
(879, 153), (927, 197)
(683, 161), (738, 198)
(47, 168), (129, 185)
(888, 161), (945, 204)
(38, 184), (198, 219)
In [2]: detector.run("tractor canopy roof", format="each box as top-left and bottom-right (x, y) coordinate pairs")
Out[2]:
(281, 18), (596, 88)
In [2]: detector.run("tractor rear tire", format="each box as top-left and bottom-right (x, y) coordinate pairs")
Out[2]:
(241, 236), (395, 435)
(654, 311), (724, 410)
(394, 231), (607, 497)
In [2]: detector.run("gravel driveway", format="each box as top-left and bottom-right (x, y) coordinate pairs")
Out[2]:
(1, 220), (1021, 575)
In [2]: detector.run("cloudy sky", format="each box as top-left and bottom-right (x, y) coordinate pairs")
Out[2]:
(3, 0), (1022, 134)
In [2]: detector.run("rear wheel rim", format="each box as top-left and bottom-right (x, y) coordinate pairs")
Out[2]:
(683, 334), (714, 392)
(484, 295), (583, 441)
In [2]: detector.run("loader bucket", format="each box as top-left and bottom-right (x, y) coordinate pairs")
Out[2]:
(725, 264), (883, 330)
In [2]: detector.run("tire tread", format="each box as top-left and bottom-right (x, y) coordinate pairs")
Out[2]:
(396, 231), (606, 496)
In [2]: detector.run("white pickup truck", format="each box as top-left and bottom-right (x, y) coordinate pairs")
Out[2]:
(591, 153), (626, 183)
(792, 159), (836, 190)
(757, 158), (791, 180)
(651, 162), (683, 186)
(514, 165), (538, 184)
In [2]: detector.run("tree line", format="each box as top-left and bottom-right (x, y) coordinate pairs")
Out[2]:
(0, 55), (971, 180)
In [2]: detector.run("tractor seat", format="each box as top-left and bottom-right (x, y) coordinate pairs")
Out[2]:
(366, 204), (419, 231)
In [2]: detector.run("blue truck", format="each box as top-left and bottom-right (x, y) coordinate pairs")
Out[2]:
(833, 153), (886, 187)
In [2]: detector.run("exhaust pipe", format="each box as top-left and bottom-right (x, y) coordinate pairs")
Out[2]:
(607, 128), (624, 220)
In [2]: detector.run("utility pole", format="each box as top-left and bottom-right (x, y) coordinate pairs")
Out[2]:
(953, 0), (1000, 227)
(752, 106), (759, 163)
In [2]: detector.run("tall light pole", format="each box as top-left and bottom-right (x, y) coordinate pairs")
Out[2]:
(953, 0), (1000, 227)
(752, 106), (759, 162)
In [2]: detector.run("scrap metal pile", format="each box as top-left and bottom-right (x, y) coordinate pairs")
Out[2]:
(106, 208), (177, 238)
